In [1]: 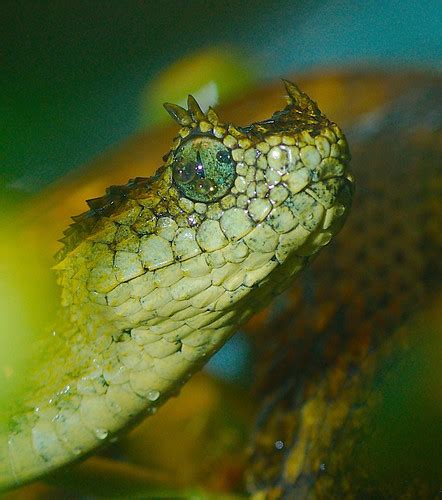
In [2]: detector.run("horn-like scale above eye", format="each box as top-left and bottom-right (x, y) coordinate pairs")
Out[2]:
(172, 136), (236, 202)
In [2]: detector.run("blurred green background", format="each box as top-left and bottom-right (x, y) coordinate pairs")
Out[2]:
(1, 0), (440, 198)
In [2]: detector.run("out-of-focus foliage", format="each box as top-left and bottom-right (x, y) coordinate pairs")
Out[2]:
(121, 372), (255, 492)
(0, 219), (57, 413)
(140, 47), (257, 128)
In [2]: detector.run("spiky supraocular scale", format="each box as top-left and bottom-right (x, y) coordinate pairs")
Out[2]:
(0, 82), (353, 491)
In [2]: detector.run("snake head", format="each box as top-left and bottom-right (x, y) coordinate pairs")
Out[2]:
(163, 80), (353, 276)
(57, 81), (353, 318)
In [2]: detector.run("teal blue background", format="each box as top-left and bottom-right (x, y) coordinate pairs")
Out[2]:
(2, 0), (441, 195)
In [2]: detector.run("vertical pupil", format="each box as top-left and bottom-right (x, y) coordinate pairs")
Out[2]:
(195, 151), (205, 178)
(195, 162), (205, 177)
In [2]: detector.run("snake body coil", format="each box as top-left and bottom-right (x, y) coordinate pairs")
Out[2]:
(0, 81), (353, 490)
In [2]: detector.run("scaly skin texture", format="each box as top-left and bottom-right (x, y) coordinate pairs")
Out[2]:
(247, 78), (442, 498)
(0, 82), (353, 491)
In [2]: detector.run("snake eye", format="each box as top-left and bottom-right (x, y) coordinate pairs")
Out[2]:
(172, 136), (236, 202)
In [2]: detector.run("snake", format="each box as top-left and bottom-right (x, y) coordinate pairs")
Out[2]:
(0, 81), (353, 491)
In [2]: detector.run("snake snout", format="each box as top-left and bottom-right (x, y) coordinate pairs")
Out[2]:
(250, 132), (353, 268)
